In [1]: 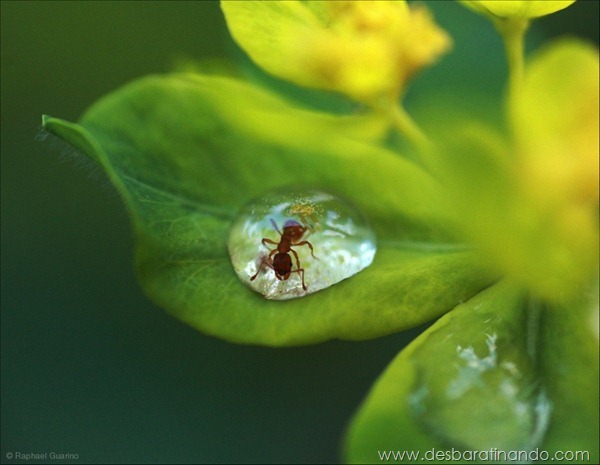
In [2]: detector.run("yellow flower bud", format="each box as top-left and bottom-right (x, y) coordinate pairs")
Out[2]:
(506, 39), (599, 299)
(461, 0), (576, 19)
(510, 39), (599, 208)
(221, 0), (451, 105)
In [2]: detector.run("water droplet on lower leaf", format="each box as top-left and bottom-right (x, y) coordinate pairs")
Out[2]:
(228, 188), (377, 300)
(409, 331), (551, 451)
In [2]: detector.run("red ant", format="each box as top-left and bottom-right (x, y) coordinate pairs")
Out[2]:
(250, 218), (316, 290)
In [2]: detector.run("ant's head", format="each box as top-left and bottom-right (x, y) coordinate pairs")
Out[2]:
(282, 220), (307, 241)
(283, 220), (302, 229)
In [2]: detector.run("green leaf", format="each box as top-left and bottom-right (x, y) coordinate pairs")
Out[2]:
(344, 282), (551, 462)
(540, 292), (599, 462)
(42, 73), (494, 346)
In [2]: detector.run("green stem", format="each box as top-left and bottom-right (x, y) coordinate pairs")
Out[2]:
(389, 104), (431, 151)
(496, 18), (529, 98)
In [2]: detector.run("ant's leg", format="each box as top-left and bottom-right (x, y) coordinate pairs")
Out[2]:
(290, 250), (307, 289)
(261, 238), (278, 250)
(289, 249), (307, 289)
(250, 255), (275, 281)
(291, 267), (307, 290)
(295, 240), (316, 258)
(290, 248), (302, 270)
(270, 218), (283, 236)
(250, 258), (267, 281)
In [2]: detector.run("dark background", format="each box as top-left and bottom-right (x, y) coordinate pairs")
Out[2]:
(2, 1), (598, 463)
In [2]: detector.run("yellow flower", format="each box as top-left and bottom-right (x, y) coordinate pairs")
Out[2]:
(221, 0), (451, 105)
(461, 0), (576, 19)
(449, 39), (598, 301)
(508, 40), (599, 299)
(510, 39), (598, 210)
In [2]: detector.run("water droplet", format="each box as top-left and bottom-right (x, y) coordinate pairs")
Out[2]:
(228, 188), (377, 300)
(409, 332), (548, 451)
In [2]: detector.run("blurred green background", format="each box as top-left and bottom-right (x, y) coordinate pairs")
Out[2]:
(1, 1), (597, 463)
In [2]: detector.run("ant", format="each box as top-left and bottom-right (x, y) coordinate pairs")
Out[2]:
(250, 218), (316, 290)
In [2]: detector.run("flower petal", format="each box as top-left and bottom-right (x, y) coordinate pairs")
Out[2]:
(461, 0), (575, 19)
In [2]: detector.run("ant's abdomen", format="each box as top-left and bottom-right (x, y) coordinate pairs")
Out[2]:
(273, 253), (292, 275)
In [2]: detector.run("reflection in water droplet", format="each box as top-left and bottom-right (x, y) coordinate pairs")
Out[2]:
(228, 188), (377, 300)
(409, 331), (551, 451)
